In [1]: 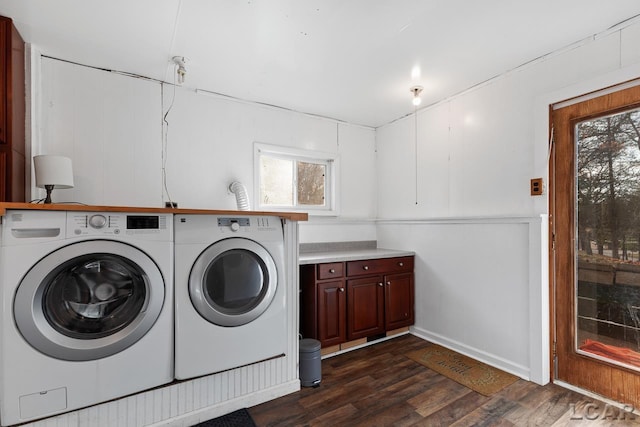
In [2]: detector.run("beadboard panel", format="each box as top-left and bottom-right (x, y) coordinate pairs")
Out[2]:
(20, 221), (300, 427)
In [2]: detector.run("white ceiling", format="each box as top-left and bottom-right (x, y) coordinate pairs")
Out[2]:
(2, 0), (640, 128)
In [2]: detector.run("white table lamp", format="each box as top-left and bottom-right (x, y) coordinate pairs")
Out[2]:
(34, 155), (74, 204)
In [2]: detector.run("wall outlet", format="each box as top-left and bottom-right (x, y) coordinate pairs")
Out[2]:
(165, 202), (178, 208)
(530, 178), (543, 196)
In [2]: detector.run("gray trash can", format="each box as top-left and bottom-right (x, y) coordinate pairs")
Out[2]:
(299, 338), (321, 387)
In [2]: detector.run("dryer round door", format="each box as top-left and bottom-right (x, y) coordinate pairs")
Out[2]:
(189, 238), (278, 327)
(14, 240), (165, 361)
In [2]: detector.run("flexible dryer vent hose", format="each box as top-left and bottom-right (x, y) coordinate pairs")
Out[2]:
(228, 181), (251, 211)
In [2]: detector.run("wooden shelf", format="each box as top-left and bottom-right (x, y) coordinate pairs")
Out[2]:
(0, 202), (309, 221)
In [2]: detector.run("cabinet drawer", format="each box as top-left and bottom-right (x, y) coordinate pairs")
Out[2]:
(346, 256), (413, 277)
(318, 262), (344, 280)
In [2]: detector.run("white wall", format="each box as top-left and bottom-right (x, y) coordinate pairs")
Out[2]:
(37, 60), (377, 241)
(38, 58), (163, 207)
(376, 21), (640, 384)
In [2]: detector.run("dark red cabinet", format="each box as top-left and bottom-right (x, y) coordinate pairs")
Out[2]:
(301, 256), (414, 348)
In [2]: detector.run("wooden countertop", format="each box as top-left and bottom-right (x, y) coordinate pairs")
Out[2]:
(0, 202), (308, 221)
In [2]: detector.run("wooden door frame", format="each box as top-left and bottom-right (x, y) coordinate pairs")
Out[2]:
(537, 65), (640, 388)
(549, 81), (640, 406)
(548, 105), (557, 382)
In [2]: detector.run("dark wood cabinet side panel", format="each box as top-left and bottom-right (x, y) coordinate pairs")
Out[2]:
(11, 149), (24, 202)
(299, 265), (319, 340)
(11, 24), (24, 156)
(0, 151), (6, 201)
(0, 16), (25, 202)
(0, 18), (8, 147)
(8, 21), (24, 202)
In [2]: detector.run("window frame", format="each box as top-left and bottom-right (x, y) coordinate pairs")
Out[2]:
(254, 142), (339, 216)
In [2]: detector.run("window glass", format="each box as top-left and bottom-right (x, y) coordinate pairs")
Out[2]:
(255, 143), (337, 214)
(260, 156), (293, 206)
(297, 161), (326, 206)
(575, 106), (640, 371)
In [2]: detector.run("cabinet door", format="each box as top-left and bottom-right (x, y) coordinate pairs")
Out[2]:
(347, 276), (384, 341)
(317, 280), (346, 347)
(384, 272), (414, 330)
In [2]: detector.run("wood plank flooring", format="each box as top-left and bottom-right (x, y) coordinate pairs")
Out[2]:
(248, 334), (640, 426)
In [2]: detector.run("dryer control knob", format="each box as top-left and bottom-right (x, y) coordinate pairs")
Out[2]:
(89, 214), (107, 229)
(230, 221), (240, 232)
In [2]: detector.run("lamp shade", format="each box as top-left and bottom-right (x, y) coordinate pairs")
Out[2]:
(34, 155), (74, 189)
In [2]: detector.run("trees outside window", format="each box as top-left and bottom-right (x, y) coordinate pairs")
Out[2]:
(577, 108), (640, 261)
(255, 143), (337, 214)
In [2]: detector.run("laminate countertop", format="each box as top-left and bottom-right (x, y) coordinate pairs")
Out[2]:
(298, 248), (415, 265)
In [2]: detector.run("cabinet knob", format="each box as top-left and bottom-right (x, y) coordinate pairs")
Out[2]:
(378, 282), (383, 287)
(363, 265), (369, 270)
(387, 281), (391, 285)
(339, 287), (345, 292)
(399, 262), (404, 267)
(330, 268), (335, 273)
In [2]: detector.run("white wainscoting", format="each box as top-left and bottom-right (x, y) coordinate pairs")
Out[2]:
(377, 215), (549, 385)
(21, 221), (301, 427)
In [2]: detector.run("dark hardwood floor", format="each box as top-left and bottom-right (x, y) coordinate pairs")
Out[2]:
(249, 334), (640, 426)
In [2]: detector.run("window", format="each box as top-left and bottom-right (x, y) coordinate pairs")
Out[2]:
(254, 143), (338, 214)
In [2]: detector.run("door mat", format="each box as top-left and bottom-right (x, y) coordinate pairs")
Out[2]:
(192, 408), (256, 427)
(407, 343), (518, 396)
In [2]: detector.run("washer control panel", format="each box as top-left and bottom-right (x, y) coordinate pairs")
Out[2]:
(67, 212), (171, 240)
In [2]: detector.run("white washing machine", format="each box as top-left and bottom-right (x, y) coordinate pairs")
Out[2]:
(174, 214), (287, 380)
(0, 210), (173, 426)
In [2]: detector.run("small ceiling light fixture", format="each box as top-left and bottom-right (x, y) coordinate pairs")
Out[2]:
(410, 85), (424, 106)
(172, 56), (188, 85)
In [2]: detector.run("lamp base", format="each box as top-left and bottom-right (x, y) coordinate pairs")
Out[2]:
(44, 185), (54, 204)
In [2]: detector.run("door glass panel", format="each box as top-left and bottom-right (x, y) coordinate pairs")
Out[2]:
(576, 107), (640, 370)
(43, 254), (148, 339)
(203, 249), (268, 314)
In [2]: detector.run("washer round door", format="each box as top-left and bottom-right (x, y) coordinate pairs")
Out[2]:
(189, 238), (278, 327)
(14, 240), (165, 361)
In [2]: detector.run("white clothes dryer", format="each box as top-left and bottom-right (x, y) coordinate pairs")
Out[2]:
(0, 210), (173, 426)
(174, 214), (286, 380)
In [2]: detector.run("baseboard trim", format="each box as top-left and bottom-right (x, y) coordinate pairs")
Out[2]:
(410, 327), (531, 381)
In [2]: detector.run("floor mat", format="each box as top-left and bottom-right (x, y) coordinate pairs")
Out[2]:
(407, 343), (519, 396)
(192, 408), (256, 427)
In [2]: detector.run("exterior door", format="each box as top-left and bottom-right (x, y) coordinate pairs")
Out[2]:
(552, 82), (640, 405)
